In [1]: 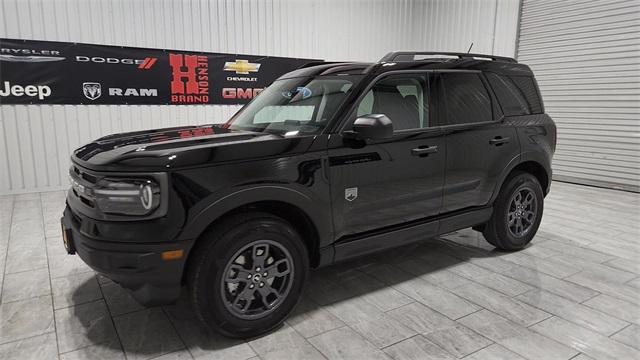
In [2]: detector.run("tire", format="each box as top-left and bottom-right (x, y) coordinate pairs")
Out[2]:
(187, 212), (309, 338)
(483, 171), (544, 251)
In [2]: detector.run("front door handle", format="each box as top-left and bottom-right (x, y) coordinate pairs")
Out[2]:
(490, 136), (511, 146)
(411, 145), (438, 157)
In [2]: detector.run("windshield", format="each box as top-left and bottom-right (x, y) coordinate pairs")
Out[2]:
(226, 75), (362, 134)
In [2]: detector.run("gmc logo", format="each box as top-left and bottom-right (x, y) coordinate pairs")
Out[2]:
(169, 54), (209, 103)
(222, 88), (264, 99)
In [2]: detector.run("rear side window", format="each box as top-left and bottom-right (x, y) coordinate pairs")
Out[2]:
(486, 73), (530, 116)
(440, 73), (492, 125)
(509, 76), (543, 114)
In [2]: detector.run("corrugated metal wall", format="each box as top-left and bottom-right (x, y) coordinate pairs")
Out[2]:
(517, 0), (640, 192)
(0, 0), (520, 194)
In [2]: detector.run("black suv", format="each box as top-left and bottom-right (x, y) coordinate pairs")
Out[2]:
(61, 51), (556, 338)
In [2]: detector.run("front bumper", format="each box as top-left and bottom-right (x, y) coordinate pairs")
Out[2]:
(61, 205), (195, 305)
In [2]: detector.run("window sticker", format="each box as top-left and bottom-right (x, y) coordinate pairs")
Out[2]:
(281, 86), (312, 99)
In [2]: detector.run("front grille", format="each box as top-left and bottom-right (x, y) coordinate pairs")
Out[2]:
(73, 166), (99, 184)
(69, 166), (101, 209)
(81, 172), (98, 184)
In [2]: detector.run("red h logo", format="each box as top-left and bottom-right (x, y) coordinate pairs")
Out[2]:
(169, 54), (199, 94)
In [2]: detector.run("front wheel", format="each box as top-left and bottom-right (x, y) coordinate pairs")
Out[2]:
(187, 212), (308, 338)
(483, 171), (544, 250)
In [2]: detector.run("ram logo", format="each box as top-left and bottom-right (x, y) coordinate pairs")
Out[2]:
(108, 88), (158, 97)
(82, 82), (101, 100)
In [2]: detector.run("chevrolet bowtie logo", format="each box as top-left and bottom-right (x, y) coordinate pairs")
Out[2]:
(223, 59), (261, 74)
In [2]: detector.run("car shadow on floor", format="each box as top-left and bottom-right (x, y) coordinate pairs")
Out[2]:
(71, 234), (512, 355)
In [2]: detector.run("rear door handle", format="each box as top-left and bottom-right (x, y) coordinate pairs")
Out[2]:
(411, 145), (438, 157)
(490, 136), (511, 146)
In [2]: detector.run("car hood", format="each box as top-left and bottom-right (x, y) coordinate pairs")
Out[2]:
(72, 124), (316, 171)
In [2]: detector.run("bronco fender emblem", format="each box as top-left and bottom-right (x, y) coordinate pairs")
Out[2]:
(345, 187), (358, 202)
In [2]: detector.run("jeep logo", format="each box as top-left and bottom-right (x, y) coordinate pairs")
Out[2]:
(0, 81), (51, 100)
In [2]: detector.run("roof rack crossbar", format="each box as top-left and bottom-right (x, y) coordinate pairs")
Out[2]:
(380, 51), (517, 63)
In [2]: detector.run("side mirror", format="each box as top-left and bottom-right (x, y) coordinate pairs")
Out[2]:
(346, 114), (394, 140)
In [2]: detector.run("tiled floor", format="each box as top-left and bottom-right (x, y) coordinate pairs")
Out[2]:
(0, 181), (639, 360)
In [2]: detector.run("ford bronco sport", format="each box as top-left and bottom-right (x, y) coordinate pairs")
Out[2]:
(62, 51), (556, 338)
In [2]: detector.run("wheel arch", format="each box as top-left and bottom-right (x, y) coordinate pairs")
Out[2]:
(511, 161), (549, 194)
(491, 157), (551, 204)
(180, 186), (329, 273)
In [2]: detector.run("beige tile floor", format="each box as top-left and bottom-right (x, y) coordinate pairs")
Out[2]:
(0, 181), (638, 359)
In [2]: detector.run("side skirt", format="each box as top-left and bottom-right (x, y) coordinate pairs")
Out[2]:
(330, 206), (493, 264)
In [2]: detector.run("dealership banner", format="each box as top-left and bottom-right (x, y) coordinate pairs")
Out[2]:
(0, 38), (318, 105)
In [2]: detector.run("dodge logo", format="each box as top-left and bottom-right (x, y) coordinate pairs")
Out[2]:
(82, 82), (102, 100)
(75, 56), (157, 69)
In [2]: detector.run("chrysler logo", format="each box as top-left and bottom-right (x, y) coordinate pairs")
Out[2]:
(0, 48), (64, 62)
(0, 54), (65, 62)
(82, 82), (102, 100)
(223, 59), (261, 75)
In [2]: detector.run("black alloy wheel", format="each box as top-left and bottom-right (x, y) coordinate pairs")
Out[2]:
(187, 212), (308, 338)
(506, 187), (538, 238)
(482, 171), (544, 251)
(221, 240), (294, 320)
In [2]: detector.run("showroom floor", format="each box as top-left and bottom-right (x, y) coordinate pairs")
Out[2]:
(0, 181), (638, 360)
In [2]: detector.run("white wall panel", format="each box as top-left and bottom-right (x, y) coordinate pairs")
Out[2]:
(517, 0), (640, 192)
(0, 0), (520, 194)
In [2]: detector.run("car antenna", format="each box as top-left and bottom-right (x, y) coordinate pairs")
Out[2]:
(467, 42), (474, 53)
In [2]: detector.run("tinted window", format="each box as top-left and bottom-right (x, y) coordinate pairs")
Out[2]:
(355, 74), (429, 131)
(486, 73), (530, 116)
(227, 75), (362, 134)
(356, 90), (374, 116)
(509, 76), (543, 114)
(441, 73), (492, 125)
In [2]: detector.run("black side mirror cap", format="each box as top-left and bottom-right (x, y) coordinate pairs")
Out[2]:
(347, 114), (394, 140)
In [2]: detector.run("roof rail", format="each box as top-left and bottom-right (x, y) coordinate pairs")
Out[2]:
(380, 51), (517, 63)
(296, 61), (341, 69)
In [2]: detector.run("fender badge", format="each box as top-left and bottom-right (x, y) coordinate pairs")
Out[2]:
(345, 187), (358, 202)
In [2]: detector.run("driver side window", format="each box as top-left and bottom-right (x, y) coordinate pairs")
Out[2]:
(355, 73), (429, 131)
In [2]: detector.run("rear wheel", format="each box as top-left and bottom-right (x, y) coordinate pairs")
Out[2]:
(187, 212), (308, 338)
(483, 171), (544, 250)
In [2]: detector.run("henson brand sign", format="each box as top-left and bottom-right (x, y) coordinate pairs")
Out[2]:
(0, 38), (318, 105)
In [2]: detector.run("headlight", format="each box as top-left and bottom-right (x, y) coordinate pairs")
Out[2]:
(93, 178), (161, 216)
